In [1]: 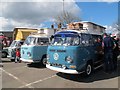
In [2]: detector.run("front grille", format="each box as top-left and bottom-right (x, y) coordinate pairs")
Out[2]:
(57, 50), (66, 52)
(50, 63), (62, 67)
(49, 49), (55, 52)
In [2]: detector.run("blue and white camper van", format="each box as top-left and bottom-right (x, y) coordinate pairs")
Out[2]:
(46, 29), (104, 76)
(20, 30), (53, 65)
(8, 40), (24, 61)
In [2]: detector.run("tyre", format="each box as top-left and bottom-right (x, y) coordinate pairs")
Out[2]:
(2, 52), (7, 58)
(84, 63), (92, 77)
(41, 57), (47, 66)
(40, 55), (47, 66)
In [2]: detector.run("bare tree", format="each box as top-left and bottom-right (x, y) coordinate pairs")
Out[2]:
(112, 21), (120, 31)
(55, 11), (81, 28)
(117, 22), (120, 31)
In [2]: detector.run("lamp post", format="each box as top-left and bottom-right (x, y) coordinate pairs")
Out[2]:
(63, 0), (65, 14)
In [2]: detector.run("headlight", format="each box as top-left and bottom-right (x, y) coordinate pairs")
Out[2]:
(27, 52), (31, 56)
(65, 56), (73, 63)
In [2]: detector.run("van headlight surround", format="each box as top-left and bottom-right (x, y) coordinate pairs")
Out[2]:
(65, 56), (73, 63)
(27, 52), (31, 57)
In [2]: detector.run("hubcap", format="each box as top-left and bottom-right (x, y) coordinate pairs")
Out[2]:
(42, 58), (47, 65)
(86, 64), (91, 75)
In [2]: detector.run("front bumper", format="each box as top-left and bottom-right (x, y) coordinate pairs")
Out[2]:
(20, 58), (34, 63)
(46, 64), (84, 74)
(20, 58), (40, 63)
(7, 55), (15, 59)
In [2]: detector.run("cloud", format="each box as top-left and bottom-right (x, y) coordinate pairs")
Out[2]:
(0, 1), (80, 31)
(1, 0), (76, 2)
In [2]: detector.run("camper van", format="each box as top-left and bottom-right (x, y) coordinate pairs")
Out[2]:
(8, 28), (37, 61)
(20, 28), (54, 65)
(46, 22), (105, 76)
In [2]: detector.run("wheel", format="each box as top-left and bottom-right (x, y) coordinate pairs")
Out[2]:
(84, 63), (92, 76)
(2, 52), (7, 58)
(41, 57), (47, 66)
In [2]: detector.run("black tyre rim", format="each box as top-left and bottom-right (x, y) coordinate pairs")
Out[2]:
(2, 52), (7, 58)
(42, 58), (47, 65)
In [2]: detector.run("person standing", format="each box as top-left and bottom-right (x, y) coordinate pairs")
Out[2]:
(0, 39), (3, 50)
(0, 39), (3, 67)
(102, 33), (116, 73)
(15, 48), (20, 63)
(112, 36), (119, 71)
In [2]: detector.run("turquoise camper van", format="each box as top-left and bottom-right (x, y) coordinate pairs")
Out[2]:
(46, 29), (104, 76)
(20, 28), (54, 65)
(8, 28), (37, 61)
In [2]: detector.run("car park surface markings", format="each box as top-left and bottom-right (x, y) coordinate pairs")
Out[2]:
(5, 66), (27, 71)
(19, 74), (57, 88)
(2, 69), (34, 88)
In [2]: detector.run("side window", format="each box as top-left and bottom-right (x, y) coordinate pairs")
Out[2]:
(37, 38), (41, 45)
(74, 37), (80, 45)
(16, 42), (22, 47)
(92, 35), (102, 46)
(37, 38), (49, 45)
(41, 38), (49, 45)
(20, 41), (24, 45)
(81, 34), (92, 46)
(92, 35), (98, 44)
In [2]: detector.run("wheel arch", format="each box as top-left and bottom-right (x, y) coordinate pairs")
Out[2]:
(41, 54), (47, 60)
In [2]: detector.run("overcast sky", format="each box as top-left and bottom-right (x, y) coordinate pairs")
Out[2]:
(0, 0), (119, 31)
(0, 0), (81, 31)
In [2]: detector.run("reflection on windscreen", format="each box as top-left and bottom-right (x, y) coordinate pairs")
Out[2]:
(24, 37), (49, 45)
(10, 41), (17, 47)
(10, 41), (23, 47)
(24, 37), (36, 45)
(51, 34), (79, 46)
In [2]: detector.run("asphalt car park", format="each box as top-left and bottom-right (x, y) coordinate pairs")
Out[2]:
(1, 57), (120, 89)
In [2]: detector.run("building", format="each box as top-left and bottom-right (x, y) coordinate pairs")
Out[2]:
(67, 21), (106, 35)
(38, 28), (55, 36)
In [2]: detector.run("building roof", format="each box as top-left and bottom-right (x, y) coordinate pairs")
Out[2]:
(14, 27), (38, 30)
(70, 21), (106, 29)
(83, 21), (106, 29)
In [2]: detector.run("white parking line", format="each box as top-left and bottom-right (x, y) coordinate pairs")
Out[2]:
(2, 69), (34, 88)
(0, 68), (2, 90)
(19, 74), (57, 88)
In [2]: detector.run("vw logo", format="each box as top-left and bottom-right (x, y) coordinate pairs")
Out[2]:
(53, 53), (59, 60)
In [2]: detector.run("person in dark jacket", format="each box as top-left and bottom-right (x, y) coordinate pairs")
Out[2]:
(112, 36), (119, 71)
(102, 33), (116, 73)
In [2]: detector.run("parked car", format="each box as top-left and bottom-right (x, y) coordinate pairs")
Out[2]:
(2, 48), (8, 58)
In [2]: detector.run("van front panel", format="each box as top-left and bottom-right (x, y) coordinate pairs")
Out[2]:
(21, 45), (48, 62)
